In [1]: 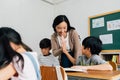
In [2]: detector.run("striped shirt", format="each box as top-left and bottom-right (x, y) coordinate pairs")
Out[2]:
(38, 53), (60, 66)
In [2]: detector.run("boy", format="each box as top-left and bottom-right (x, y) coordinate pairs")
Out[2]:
(71, 36), (112, 70)
(38, 38), (59, 66)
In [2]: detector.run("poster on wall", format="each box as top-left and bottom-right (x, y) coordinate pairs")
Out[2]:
(99, 34), (113, 44)
(107, 19), (120, 31)
(92, 17), (104, 28)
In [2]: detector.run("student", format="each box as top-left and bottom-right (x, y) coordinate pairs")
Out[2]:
(38, 38), (59, 66)
(0, 27), (41, 80)
(51, 15), (81, 68)
(71, 36), (112, 70)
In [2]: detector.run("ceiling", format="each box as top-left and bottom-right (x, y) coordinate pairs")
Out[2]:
(41, 0), (68, 5)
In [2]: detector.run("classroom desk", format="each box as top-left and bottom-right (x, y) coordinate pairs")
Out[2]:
(66, 70), (120, 80)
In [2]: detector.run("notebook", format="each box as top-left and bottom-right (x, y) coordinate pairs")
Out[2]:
(64, 68), (87, 72)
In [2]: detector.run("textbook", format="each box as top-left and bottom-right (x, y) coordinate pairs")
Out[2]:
(64, 68), (87, 72)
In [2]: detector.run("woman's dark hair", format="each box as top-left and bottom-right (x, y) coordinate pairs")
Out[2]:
(0, 27), (32, 51)
(52, 15), (75, 32)
(39, 38), (51, 49)
(0, 36), (24, 68)
(82, 36), (102, 55)
(0, 27), (32, 69)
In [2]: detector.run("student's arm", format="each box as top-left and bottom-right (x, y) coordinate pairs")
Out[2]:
(0, 63), (16, 80)
(71, 63), (113, 71)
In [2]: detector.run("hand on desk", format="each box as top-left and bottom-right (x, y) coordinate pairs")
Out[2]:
(71, 63), (113, 71)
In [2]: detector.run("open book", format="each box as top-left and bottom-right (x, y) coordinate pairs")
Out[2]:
(64, 68), (87, 72)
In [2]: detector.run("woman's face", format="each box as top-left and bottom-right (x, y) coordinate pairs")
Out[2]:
(10, 42), (20, 51)
(55, 21), (67, 36)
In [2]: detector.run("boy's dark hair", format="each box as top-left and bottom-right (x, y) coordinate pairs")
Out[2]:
(39, 38), (51, 49)
(82, 36), (102, 55)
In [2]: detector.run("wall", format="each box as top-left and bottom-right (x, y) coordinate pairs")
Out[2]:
(0, 0), (120, 54)
(0, 0), (54, 53)
(54, 0), (120, 43)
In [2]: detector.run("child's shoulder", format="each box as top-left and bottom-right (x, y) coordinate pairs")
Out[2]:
(78, 55), (87, 60)
(91, 54), (105, 62)
(92, 55), (101, 59)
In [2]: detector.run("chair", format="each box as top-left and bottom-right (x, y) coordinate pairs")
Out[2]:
(40, 66), (67, 80)
(108, 61), (118, 71)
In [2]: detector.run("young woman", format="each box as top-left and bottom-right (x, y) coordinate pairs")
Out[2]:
(51, 15), (81, 68)
(0, 27), (41, 80)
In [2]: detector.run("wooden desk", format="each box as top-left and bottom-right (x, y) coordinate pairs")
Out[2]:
(67, 70), (120, 80)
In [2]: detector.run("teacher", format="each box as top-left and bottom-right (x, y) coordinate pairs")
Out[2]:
(51, 15), (81, 68)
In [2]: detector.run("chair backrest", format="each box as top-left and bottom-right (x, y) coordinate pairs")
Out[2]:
(108, 61), (118, 71)
(40, 66), (67, 80)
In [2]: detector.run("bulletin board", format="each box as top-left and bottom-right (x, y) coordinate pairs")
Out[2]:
(88, 10), (120, 52)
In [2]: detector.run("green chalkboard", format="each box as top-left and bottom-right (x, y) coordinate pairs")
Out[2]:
(89, 10), (120, 51)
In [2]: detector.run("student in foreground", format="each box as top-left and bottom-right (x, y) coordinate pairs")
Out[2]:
(0, 27), (41, 80)
(38, 38), (59, 66)
(71, 36), (112, 70)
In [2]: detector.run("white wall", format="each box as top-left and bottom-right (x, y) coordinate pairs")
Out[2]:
(0, 0), (54, 53)
(54, 0), (120, 43)
(0, 0), (120, 53)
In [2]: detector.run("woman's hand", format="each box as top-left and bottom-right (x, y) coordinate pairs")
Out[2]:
(61, 36), (68, 54)
(0, 63), (16, 80)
